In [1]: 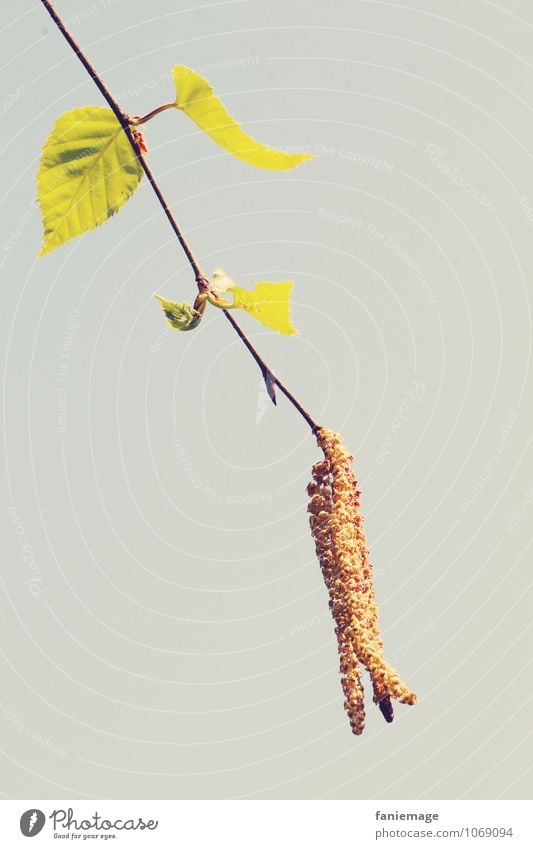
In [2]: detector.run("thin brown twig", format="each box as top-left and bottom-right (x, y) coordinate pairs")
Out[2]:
(39, 0), (320, 433)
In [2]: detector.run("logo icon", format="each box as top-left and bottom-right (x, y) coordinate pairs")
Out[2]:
(20, 809), (45, 837)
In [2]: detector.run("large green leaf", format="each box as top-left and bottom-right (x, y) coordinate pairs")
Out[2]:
(37, 106), (143, 255)
(172, 65), (315, 171)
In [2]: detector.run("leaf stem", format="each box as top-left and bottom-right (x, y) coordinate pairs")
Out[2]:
(38, 0), (320, 434)
(131, 102), (178, 125)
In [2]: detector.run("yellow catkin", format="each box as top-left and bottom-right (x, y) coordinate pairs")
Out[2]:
(307, 427), (416, 735)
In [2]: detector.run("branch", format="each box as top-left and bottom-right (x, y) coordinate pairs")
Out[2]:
(38, 0), (320, 434)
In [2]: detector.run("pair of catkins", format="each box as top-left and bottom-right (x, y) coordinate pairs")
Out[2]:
(308, 428), (416, 735)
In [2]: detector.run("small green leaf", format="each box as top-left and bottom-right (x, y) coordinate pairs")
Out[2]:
(172, 65), (315, 171)
(228, 283), (297, 334)
(208, 271), (297, 335)
(155, 295), (203, 331)
(37, 106), (143, 255)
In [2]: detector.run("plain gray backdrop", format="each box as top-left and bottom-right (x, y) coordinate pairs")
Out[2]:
(1, 0), (532, 800)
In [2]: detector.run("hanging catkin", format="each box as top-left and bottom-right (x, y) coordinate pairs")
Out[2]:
(307, 427), (416, 734)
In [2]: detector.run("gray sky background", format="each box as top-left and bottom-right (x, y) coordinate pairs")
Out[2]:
(1, 0), (532, 799)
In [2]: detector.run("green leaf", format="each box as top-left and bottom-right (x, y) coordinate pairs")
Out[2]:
(37, 106), (143, 255)
(155, 295), (203, 331)
(208, 271), (297, 335)
(172, 65), (315, 171)
(228, 283), (297, 334)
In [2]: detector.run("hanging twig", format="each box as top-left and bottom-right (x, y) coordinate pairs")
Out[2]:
(38, 0), (320, 432)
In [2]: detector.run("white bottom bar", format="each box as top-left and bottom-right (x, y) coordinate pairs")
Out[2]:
(0, 800), (531, 847)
